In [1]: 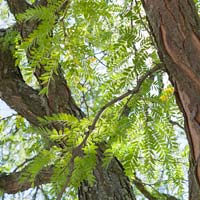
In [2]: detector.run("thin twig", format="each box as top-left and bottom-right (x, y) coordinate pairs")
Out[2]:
(56, 65), (163, 199)
(133, 176), (180, 200)
(81, 91), (90, 117)
(56, 160), (74, 200)
(56, 146), (82, 200)
(40, 186), (50, 200)
(80, 81), (90, 117)
(94, 55), (108, 68)
(133, 176), (158, 200)
(79, 64), (163, 148)
(0, 114), (17, 122)
(59, 0), (71, 38)
(134, 0), (155, 46)
(133, 176), (179, 200)
(130, 0), (134, 29)
(169, 120), (184, 130)
(32, 186), (39, 200)
(13, 155), (37, 173)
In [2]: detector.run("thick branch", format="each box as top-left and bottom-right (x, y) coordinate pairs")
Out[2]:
(0, 28), (82, 194)
(0, 29), (47, 125)
(0, 166), (53, 194)
(133, 177), (157, 200)
(34, 0), (48, 6)
(79, 64), (163, 147)
(133, 177), (179, 200)
(6, 0), (32, 16)
(6, 0), (83, 119)
(0, 64), (160, 196)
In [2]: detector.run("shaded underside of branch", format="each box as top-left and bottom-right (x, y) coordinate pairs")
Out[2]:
(6, 0), (32, 16)
(0, 29), (47, 125)
(0, 166), (53, 194)
(133, 177), (179, 200)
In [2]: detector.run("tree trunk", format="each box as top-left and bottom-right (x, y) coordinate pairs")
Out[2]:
(78, 147), (136, 200)
(189, 154), (200, 200)
(142, 0), (200, 199)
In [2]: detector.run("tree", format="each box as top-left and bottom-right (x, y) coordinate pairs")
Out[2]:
(141, 1), (200, 199)
(0, 0), (198, 199)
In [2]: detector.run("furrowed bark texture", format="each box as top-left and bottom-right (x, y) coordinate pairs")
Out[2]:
(0, 166), (53, 194)
(78, 148), (136, 200)
(0, 2), (136, 200)
(142, 0), (200, 199)
(0, 30), (46, 125)
(0, 156), (136, 200)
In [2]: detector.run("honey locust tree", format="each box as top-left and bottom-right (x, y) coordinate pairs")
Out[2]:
(0, 0), (195, 199)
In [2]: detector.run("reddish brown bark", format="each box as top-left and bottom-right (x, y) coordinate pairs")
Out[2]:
(142, 0), (200, 199)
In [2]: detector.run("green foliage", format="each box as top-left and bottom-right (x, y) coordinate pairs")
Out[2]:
(50, 152), (72, 194)
(71, 144), (97, 187)
(38, 113), (91, 148)
(0, 115), (44, 173)
(20, 149), (54, 184)
(0, 29), (18, 52)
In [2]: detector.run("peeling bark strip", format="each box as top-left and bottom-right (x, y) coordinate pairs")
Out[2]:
(142, 0), (200, 199)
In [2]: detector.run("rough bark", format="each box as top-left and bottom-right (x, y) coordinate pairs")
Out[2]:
(0, 156), (135, 200)
(0, 29), (46, 125)
(78, 147), (136, 200)
(0, 3), (136, 200)
(0, 166), (53, 194)
(133, 177), (179, 200)
(141, 0), (200, 199)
